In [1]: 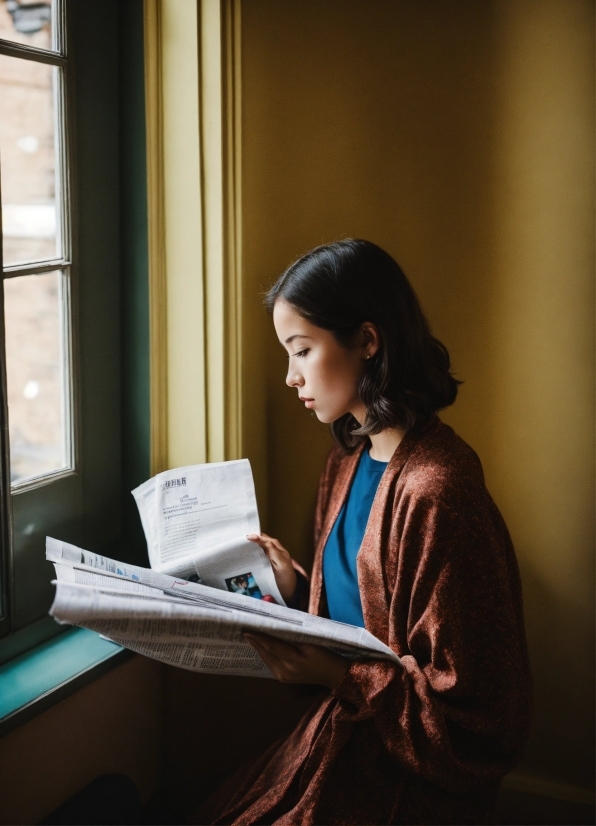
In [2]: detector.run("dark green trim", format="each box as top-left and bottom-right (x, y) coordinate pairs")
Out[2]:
(119, 0), (151, 568)
(0, 615), (64, 666)
(0, 627), (133, 738)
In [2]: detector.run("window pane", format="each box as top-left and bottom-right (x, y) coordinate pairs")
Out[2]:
(4, 271), (70, 484)
(0, 54), (60, 266)
(0, 0), (53, 52)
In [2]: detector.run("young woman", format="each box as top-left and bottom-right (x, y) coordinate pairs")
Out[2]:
(194, 239), (531, 825)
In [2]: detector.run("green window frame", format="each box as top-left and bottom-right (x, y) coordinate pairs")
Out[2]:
(0, 0), (150, 665)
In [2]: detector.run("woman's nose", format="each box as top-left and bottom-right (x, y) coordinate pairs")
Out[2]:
(286, 366), (304, 388)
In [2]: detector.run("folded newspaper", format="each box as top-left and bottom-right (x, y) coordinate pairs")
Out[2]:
(47, 538), (399, 677)
(130, 459), (284, 604)
(47, 459), (400, 678)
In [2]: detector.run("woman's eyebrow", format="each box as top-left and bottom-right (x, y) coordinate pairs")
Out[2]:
(284, 334), (311, 345)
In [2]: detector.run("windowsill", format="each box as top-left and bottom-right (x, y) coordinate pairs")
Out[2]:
(0, 626), (133, 737)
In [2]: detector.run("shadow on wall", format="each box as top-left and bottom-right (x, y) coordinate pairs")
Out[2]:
(516, 567), (594, 789)
(162, 669), (316, 820)
(252, 0), (504, 567)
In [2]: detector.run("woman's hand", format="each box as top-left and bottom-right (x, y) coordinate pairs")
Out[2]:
(244, 632), (350, 689)
(247, 532), (298, 603)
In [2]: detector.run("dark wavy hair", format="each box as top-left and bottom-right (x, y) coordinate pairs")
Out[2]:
(265, 239), (461, 452)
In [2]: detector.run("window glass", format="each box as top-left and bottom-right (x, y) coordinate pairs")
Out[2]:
(0, 0), (53, 52)
(0, 0), (132, 643)
(4, 270), (69, 484)
(0, 53), (60, 266)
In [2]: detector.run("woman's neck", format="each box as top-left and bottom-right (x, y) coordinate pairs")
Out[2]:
(368, 428), (407, 462)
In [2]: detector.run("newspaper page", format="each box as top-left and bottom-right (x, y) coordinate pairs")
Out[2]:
(47, 539), (400, 678)
(131, 460), (284, 605)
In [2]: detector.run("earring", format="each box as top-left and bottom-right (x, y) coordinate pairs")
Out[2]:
(364, 355), (371, 360)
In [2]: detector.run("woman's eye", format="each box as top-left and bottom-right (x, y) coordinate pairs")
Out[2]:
(285, 348), (310, 360)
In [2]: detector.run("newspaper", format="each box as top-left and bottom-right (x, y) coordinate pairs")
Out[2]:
(132, 460), (284, 605)
(47, 538), (400, 678)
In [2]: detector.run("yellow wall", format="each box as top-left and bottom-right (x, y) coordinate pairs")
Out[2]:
(3, 3), (591, 819)
(240, 0), (594, 795)
(0, 657), (162, 825)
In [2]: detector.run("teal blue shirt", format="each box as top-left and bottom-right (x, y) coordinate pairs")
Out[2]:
(322, 450), (388, 627)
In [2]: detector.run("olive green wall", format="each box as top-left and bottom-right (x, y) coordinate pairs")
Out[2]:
(240, 0), (594, 795)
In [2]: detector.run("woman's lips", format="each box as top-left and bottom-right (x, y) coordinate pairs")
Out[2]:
(300, 397), (315, 408)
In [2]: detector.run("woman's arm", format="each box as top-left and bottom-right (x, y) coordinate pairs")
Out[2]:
(252, 483), (530, 794)
(243, 633), (349, 689)
(327, 489), (531, 793)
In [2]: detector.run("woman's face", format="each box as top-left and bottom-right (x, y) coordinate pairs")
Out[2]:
(273, 299), (369, 425)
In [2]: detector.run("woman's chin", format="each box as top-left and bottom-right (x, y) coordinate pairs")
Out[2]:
(308, 404), (351, 424)
(314, 410), (336, 424)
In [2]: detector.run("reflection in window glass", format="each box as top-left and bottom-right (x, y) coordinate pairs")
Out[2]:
(0, 0), (53, 51)
(4, 271), (69, 483)
(0, 53), (60, 266)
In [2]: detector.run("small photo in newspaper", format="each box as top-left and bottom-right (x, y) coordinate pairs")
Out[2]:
(225, 572), (278, 604)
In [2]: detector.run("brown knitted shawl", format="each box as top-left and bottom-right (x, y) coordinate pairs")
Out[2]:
(197, 417), (532, 825)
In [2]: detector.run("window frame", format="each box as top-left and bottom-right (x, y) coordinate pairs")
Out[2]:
(0, 0), (78, 640)
(0, 287), (10, 636)
(0, 0), (235, 661)
(0, 1), (77, 495)
(0, 0), (142, 652)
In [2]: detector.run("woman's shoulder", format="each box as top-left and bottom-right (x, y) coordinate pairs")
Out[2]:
(399, 419), (487, 501)
(323, 442), (352, 471)
(320, 420), (487, 499)
(317, 442), (359, 493)
(318, 438), (368, 487)
(314, 443), (360, 537)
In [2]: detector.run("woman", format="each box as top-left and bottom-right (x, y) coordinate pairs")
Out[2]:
(194, 239), (532, 825)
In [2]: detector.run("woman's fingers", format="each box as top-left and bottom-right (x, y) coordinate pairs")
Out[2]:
(254, 532), (286, 553)
(247, 533), (287, 564)
(245, 632), (298, 658)
(260, 532), (287, 553)
(243, 633), (350, 688)
(244, 633), (284, 679)
(246, 533), (298, 602)
(244, 633), (305, 683)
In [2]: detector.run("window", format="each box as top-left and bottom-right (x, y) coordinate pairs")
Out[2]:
(0, 0), (148, 653)
(0, 0), (70, 641)
(0, 3), (72, 489)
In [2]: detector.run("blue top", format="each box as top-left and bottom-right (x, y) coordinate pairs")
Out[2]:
(322, 450), (388, 627)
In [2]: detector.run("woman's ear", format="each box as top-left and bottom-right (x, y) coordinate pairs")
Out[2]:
(359, 322), (380, 359)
